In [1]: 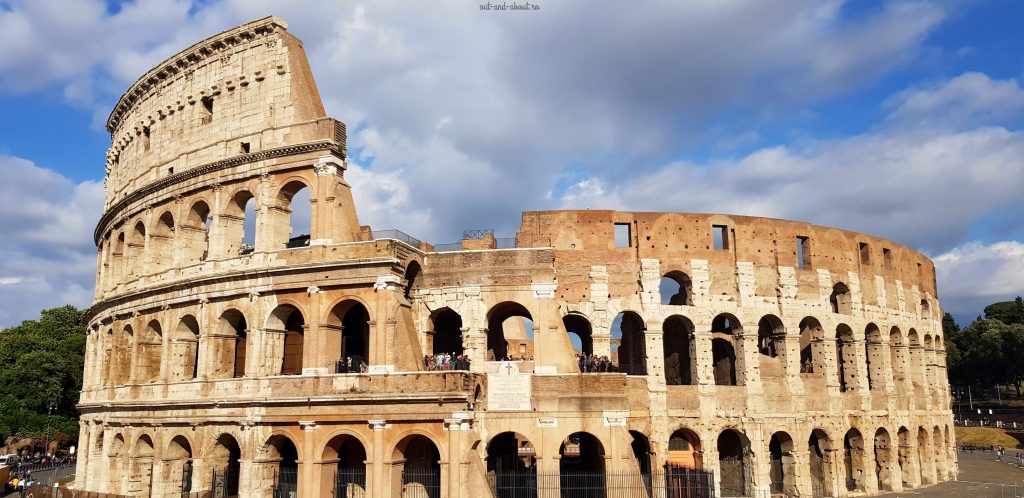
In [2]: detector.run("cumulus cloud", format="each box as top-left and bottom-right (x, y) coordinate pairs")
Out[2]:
(0, 155), (104, 327)
(557, 74), (1024, 254)
(0, 0), (1019, 324)
(934, 241), (1024, 322)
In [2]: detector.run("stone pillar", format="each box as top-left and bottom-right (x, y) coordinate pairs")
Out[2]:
(304, 287), (325, 373)
(445, 414), (471, 498)
(313, 156), (361, 243)
(782, 334), (804, 397)
(737, 333), (761, 392)
(370, 420), (387, 498)
(693, 332), (714, 386)
(300, 421), (317, 498)
(791, 449), (812, 498)
(74, 420), (91, 488)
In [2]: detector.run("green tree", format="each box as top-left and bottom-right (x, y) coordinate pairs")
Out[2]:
(984, 296), (1024, 325)
(942, 312), (960, 336)
(0, 306), (86, 442)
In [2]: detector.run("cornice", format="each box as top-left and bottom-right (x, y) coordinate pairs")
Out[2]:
(105, 16), (286, 133)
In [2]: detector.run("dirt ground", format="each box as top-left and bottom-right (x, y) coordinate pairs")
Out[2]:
(877, 451), (1024, 498)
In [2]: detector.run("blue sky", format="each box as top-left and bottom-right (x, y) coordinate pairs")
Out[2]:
(0, 0), (1022, 327)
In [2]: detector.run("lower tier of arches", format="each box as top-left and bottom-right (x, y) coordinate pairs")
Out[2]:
(73, 413), (956, 498)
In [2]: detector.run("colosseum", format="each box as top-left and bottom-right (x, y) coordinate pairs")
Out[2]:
(75, 16), (956, 498)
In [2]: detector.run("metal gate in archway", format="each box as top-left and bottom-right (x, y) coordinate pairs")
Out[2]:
(400, 467), (440, 498)
(809, 451), (826, 498)
(718, 457), (748, 497)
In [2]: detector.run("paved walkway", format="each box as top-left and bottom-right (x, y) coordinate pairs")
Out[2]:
(878, 451), (1024, 498)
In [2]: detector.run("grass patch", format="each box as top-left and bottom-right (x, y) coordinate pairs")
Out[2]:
(956, 426), (1021, 448)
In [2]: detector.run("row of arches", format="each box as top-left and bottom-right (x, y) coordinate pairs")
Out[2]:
(658, 272), (935, 320)
(101, 300), (371, 385)
(95, 293), (945, 394)
(99, 180), (312, 291)
(90, 422), (953, 498)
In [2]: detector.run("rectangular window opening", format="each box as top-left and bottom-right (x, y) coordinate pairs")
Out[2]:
(142, 126), (151, 152)
(713, 225), (729, 250)
(796, 236), (811, 269)
(240, 141), (251, 154)
(200, 96), (214, 125)
(614, 223), (631, 248)
(168, 167), (174, 175)
(883, 248), (892, 268)
(859, 242), (870, 265)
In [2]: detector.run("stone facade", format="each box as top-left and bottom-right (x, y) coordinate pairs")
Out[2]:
(76, 16), (956, 498)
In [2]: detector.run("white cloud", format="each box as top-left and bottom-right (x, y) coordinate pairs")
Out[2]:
(0, 155), (104, 327)
(886, 72), (1024, 129)
(934, 241), (1024, 320)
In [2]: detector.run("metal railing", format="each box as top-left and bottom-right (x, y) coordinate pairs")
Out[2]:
(372, 229), (422, 247)
(485, 468), (716, 498)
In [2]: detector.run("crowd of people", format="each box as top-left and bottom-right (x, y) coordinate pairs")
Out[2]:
(423, 352), (472, 371)
(576, 353), (616, 373)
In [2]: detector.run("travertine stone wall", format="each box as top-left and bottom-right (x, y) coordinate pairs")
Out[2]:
(77, 16), (956, 498)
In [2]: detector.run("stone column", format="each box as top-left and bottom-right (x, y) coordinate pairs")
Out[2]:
(300, 421), (318, 498)
(782, 334), (804, 397)
(370, 420), (387, 498)
(304, 286), (325, 374)
(444, 415), (470, 498)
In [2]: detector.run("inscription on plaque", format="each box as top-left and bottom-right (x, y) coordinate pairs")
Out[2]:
(487, 361), (532, 411)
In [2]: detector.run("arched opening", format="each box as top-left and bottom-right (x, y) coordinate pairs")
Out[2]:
(138, 320), (162, 383)
(268, 306), (305, 375)
(165, 436), (194, 496)
(265, 435), (299, 497)
(769, 432), (796, 496)
(208, 434), (241, 497)
(865, 324), (883, 390)
(808, 430), (834, 498)
(717, 429), (750, 497)
(932, 426), (944, 484)
(127, 221), (147, 276)
(612, 311), (646, 375)
(668, 429), (702, 469)
(829, 283), (852, 314)
(108, 433), (126, 494)
(151, 211), (175, 271)
(183, 200), (211, 264)
(799, 317), (825, 375)
(329, 301), (371, 373)
(431, 308), (464, 356)
(661, 271), (693, 305)
(279, 181), (312, 249)
(171, 316), (200, 381)
(394, 435), (441, 498)
(216, 310), (247, 379)
(874, 428), (894, 491)
(908, 330), (923, 390)
(711, 314), (742, 386)
(920, 298), (931, 319)
(321, 434), (367, 498)
(110, 232), (126, 288)
(404, 261), (421, 300)
(843, 429), (865, 492)
(487, 302), (533, 361)
(917, 427), (932, 484)
(663, 315), (694, 385)
(131, 435), (155, 497)
(889, 327), (906, 385)
(224, 190), (255, 257)
(486, 432), (536, 498)
(835, 325), (856, 392)
(630, 431), (654, 496)
(564, 313), (594, 356)
(758, 315), (786, 381)
(560, 432), (606, 498)
(114, 325), (134, 385)
(897, 427), (913, 489)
